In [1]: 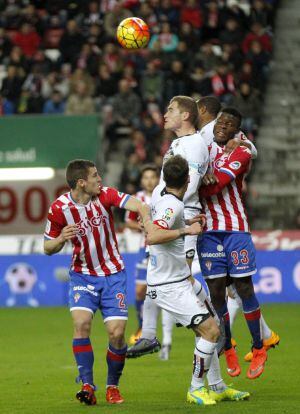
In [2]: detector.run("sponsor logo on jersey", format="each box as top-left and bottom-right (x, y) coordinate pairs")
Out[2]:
(217, 244), (224, 252)
(162, 208), (174, 221)
(76, 214), (108, 236)
(201, 251), (226, 258)
(229, 161), (241, 170)
(205, 260), (212, 270)
(73, 286), (99, 296)
(87, 284), (95, 291)
(74, 293), (81, 303)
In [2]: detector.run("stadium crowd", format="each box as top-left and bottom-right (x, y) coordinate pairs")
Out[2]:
(0, 0), (278, 193)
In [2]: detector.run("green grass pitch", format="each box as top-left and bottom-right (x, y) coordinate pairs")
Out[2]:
(1, 304), (299, 414)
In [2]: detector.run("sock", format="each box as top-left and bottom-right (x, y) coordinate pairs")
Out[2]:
(260, 314), (272, 340)
(73, 337), (94, 386)
(216, 302), (232, 350)
(135, 298), (144, 329)
(141, 295), (160, 339)
(190, 337), (216, 391)
(207, 349), (226, 392)
(242, 294), (263, 349)
(227, 296), (240, 331)
(106, 343), (127, 387)
(161, 309), (174, 346)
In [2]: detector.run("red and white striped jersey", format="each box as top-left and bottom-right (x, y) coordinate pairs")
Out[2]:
(125, 190), (151, 249)
(44, 187), (130, 276)
(199, 143), (251, 232)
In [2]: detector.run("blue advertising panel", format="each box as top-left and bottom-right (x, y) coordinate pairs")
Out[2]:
(0, 251), (299, 307)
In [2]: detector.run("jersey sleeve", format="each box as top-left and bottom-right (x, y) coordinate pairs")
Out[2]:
(152, 200), (182, 230)
(44, 203), (66, 239)
(100, 187), (131, 209)
(199, 146), (251, 198)
(236, 131), (257, 159)
(182, 141), (209, 205)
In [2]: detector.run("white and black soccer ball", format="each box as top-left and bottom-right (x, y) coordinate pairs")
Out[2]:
(4, 262), (38, 294)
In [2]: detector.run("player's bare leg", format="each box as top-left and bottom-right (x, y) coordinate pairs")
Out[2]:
(72, 310), (97, 405)
(104, 319), (127, 403)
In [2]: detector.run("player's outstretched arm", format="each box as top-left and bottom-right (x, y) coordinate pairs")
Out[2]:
(44, 225), (78, 255)
(144, 221), (203, 245)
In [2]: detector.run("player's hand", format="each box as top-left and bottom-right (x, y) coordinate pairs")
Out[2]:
(137, 217), (145, 231)
(60, 225), (78, 242)
(186, 222), (203, 236)
(203, 173), (219, 185)
(187, 214), (206, 227)
(225, 138), (240, 153)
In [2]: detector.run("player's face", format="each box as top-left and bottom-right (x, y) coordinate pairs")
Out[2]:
(164, 101), (183, 131)
(214, 113), (239, 144)
(141, 170), (159, 193)
(83, 167), (102, 196)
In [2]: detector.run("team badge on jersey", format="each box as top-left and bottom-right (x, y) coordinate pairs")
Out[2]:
(74, 293), (81, 303)
(205, 260), (212, 271)
(229, 161), (241, 170)
(162, 207), (174, 221)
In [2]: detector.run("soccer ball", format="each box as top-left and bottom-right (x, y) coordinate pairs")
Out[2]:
(117, 17), (150, 49)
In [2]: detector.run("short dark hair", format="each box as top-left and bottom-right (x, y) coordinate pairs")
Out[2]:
(220, 107), (242, 128)
(197, 96), (221, 117)
(66, 159), (95, 189)
(170, 96), (199, 128)
(140, 163), (160, 178)
(163, 155), (189, 189)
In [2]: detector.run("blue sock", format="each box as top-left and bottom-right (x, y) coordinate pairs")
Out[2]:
(242, 294), (263, 349)
(106, 344), (127, 387)
(217, 302), (232, 351)
(135, 299), (144, 329)
(73, 338), (94, 385)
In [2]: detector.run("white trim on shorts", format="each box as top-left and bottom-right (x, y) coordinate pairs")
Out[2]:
(70, 306), (94, 314)
(230, 269), (257, 277)
(103, 316), (128, 323)
(203, 272), (227, 279)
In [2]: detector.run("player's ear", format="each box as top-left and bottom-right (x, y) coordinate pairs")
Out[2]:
(182, 111), (190, 121)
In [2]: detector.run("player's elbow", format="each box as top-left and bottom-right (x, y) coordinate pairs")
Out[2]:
(44, 242), (54, 255)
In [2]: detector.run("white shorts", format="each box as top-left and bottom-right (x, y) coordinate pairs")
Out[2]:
(146, 279), (210, 328)
(184, 234), (197, 258)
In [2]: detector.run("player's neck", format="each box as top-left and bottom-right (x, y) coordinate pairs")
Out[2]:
(70, 189), (92, 205)
(165, 186), (184, 200)
(199, 116), (215, 129)
(175, 124), (195, 138)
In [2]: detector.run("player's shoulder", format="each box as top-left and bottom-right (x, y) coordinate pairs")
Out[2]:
(50, 192), (70, 212)
(231, 145), (252, 158)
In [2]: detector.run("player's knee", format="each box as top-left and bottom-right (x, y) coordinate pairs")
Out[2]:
(107, 326), (126, 348)
(73, 318), (92, 337)
(206, 320), (220, 343)
(234, 277), (254, 299)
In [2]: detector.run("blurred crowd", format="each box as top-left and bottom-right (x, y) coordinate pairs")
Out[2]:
(0, 0), (278, 194)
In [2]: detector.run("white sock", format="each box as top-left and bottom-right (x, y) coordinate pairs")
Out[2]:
(161, 309), (174, 346)
(190, 337), (217, 391)
(207, 349), (226, 392)
(260, 314), (272, 340)
(141, 295), (160, 340)
(227, 296), (240, 331)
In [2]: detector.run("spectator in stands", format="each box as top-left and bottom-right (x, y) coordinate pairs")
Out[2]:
(3, 46), (28, 72)
(103, 2), (132, 38)
(232, 82), (260, 134)
(111, 78), (142, 127)
(1, 65), (24, 105)
(12, 22), (41, 58)
(189, 66), (213, 97)
(219, 18), (244, 46)
(59, 19), (85, 63)
(74, 43), (100, 76)
(85, 23), (107, 51)
(94, 63), (118, 104)
(120, 152), (142, 194)
(69, 68), (94, 96)
(0, 28), (12, 60)
(0, 93), (14, 115)
(194, 42), (219, 72)
(139, 113), (161, 142)
(178, 22), (200, 52)
(126, 129), (148, 163)
(156, 0), (180, 27)
(250, 0), (274, 27)
(164, 60), (189, 103)
(65, 80), (95, 115)
(82, 1), (103, 29)
(242, 22), (272, 54)
(202, 1), (220, 41)
(140, 60), (164, 106)
(43, 90), (65, 114)
(246, 40), (270, 83)
(211, 63), (236, 103)
(180, 0), (203, 33)
(149, 22), (179, 53)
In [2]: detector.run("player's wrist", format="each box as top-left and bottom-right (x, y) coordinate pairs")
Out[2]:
(178, 227), (187, 237)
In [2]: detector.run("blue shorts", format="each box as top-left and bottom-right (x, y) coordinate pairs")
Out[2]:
(135, 248), (148, 284)
(69, 270), (128, 322)
(197, 231), (257, 279)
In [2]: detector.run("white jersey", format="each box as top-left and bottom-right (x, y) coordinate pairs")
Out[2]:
(199, 120), (258, 159)
(147, 185), (190, 286)
(160, 132), (209, 215)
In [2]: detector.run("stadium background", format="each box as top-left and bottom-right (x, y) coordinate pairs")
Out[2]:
(0, 1), (300, 413)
